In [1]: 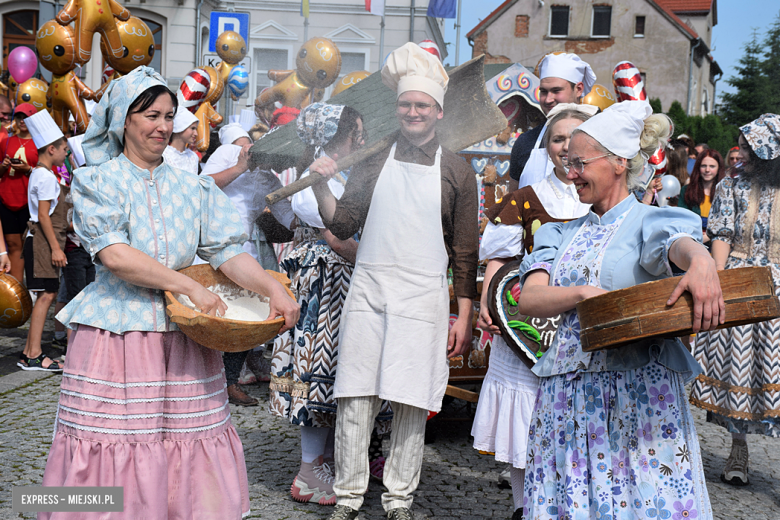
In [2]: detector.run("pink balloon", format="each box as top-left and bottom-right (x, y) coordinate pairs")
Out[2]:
(8, 47), (38, 84)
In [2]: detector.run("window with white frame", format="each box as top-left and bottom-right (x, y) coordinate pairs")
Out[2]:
(340, 52), (367, 76)
(549, 6), (569, 37)
(591, 5), (612, 38)
(253, 48), (289, 98)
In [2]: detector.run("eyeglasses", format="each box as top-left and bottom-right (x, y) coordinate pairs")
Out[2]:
(396, 101), (436, 115)
(567, 153), (613, 174)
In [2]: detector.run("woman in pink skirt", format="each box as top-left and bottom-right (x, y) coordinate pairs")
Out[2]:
(40, 66), (300, 519)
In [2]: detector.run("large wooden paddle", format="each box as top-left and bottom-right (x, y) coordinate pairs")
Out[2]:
(260, 54), (507, 207)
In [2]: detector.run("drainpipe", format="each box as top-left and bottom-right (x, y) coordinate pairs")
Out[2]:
(686, 38), (702, 116)
(712, 71), (723, 115)
(195, 0), (204, 67)
(410, 0), (415, 42)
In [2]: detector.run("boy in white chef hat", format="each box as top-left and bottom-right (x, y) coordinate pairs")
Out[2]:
(312, 42), (479, 520)
(18, 110), (69, 372)
(511, 52), (597, 188)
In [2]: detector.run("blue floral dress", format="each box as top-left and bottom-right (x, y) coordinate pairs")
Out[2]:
(519, 195), (712, 520)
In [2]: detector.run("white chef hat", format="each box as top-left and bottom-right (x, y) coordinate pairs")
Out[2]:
(173, 108), (199, 133)
(546, 102), (599, 120)
(239, 109), (257, 133)
(540, 53), (597, 97)
(381, 42), (449, 108)
(67, 135), (86, 167)
(25, 110), (65, 149)
(576, 100), (653, 159)
(219, 123), (250, 146)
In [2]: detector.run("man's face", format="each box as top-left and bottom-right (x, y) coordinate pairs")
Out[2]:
(0, 101), (12, 124)
(538, 77), (583, 115)
(396, 90), (442, 144)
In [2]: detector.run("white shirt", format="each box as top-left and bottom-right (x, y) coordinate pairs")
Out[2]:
(201, 144), (295, 258)
(163, 145), (199, 175)
(292, 167), (346, 229)
(28, 166), (60, 222)
(479, 172), (590, 260)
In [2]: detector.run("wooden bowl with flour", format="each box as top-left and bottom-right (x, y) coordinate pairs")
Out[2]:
(164, 264), (294, 352)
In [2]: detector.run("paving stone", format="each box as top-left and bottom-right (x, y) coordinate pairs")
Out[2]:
(0, 361), (777, 519)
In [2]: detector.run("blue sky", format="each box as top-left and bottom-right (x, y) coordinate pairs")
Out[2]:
(443, 0), (780, 100)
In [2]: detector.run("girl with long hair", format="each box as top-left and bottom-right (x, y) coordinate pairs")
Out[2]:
(678, 149), (726, 240)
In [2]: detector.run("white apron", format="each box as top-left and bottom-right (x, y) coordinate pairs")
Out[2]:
(333, 143), (451, 412)
(518, 121), (554, 189)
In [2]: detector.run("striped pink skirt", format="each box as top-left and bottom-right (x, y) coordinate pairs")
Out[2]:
(40, 325), (250, 519)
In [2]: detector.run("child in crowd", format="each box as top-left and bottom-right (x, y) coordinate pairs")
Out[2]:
(52, 135), (94, 355)
(17, 111), (69, 372)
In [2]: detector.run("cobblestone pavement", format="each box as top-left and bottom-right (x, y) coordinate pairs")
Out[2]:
(0, 326), (777, 519)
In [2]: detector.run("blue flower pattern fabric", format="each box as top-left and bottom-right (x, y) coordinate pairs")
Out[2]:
(57, 154), (247, 334)
(523, 362), (711, 520)
(548, 210), (628, 376)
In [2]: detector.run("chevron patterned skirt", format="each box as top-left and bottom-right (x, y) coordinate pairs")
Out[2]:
(690, 284), (780, 436)
(269, 240), (392, 430)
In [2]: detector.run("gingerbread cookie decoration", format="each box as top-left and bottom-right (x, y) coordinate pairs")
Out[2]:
(55, 0), (130, 63)
(254, 37), (341, 125)
(37, 20), (95, 134)
(214, 31), (246, 89)
(94, 16), (155, 101)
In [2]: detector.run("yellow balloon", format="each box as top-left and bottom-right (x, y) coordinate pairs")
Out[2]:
(331, 70), (370, 97)
(582, 84), (616, 111)
(15, 78), (49, 112)
(102, 16), (155, 74)
(296, 37), (342, 89)
(216, 31), (247, 65)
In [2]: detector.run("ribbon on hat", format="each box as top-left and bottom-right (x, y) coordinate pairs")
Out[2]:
(546, 102), (599, 120)
(295, 102), (346, 147)
(82, 66), (168, 166)
(740, 113), (780, 161)
(576, 100), (652, 159)
(540, 53), (597, 97)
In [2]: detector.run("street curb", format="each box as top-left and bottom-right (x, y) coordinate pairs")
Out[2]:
(0, 370), (56, 396)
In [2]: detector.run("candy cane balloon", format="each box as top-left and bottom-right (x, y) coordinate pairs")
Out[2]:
(612, 61), (647, 102)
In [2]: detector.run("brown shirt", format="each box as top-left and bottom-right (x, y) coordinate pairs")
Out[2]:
(324, 133), (479, 300)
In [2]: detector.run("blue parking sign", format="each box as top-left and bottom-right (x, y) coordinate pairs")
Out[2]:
(208, 12), (250, 52)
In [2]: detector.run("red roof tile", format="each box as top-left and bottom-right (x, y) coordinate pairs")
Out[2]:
(649, 0), (700, 39)
(655, 0), (713, 13)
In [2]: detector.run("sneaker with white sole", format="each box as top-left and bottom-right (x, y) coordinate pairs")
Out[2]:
(721, 439), (749, 486)
(291, 456), (336, 505)
(328, 505), (359, 520)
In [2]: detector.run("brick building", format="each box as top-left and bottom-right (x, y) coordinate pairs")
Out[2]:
(466, 0), (722, 116)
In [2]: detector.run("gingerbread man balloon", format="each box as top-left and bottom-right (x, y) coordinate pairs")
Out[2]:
(215, 31), (246, 87)
(95, 16), (155, 100)
(56, 0), (130, 63)
(36, 20), (95, 134)
(254, 37), (341, 125)
(15, 78), (50, 112)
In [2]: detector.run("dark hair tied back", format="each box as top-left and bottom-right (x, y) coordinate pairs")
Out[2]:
(127, 85), (178, 117)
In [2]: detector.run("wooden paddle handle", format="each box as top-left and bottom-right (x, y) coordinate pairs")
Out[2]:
(264, 131), (399, 206)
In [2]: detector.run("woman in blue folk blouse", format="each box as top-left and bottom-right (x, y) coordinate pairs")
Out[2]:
(517, 102), (722, 520)
(40, 67), (299, 520)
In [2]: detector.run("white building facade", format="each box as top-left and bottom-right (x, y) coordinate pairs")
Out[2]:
(2, 0), (447, 108)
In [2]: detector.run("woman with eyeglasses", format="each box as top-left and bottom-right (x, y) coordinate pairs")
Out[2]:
(268, 103), (392, 505)
(472, 104), (594, 519)
(517, 101), (720, 520)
